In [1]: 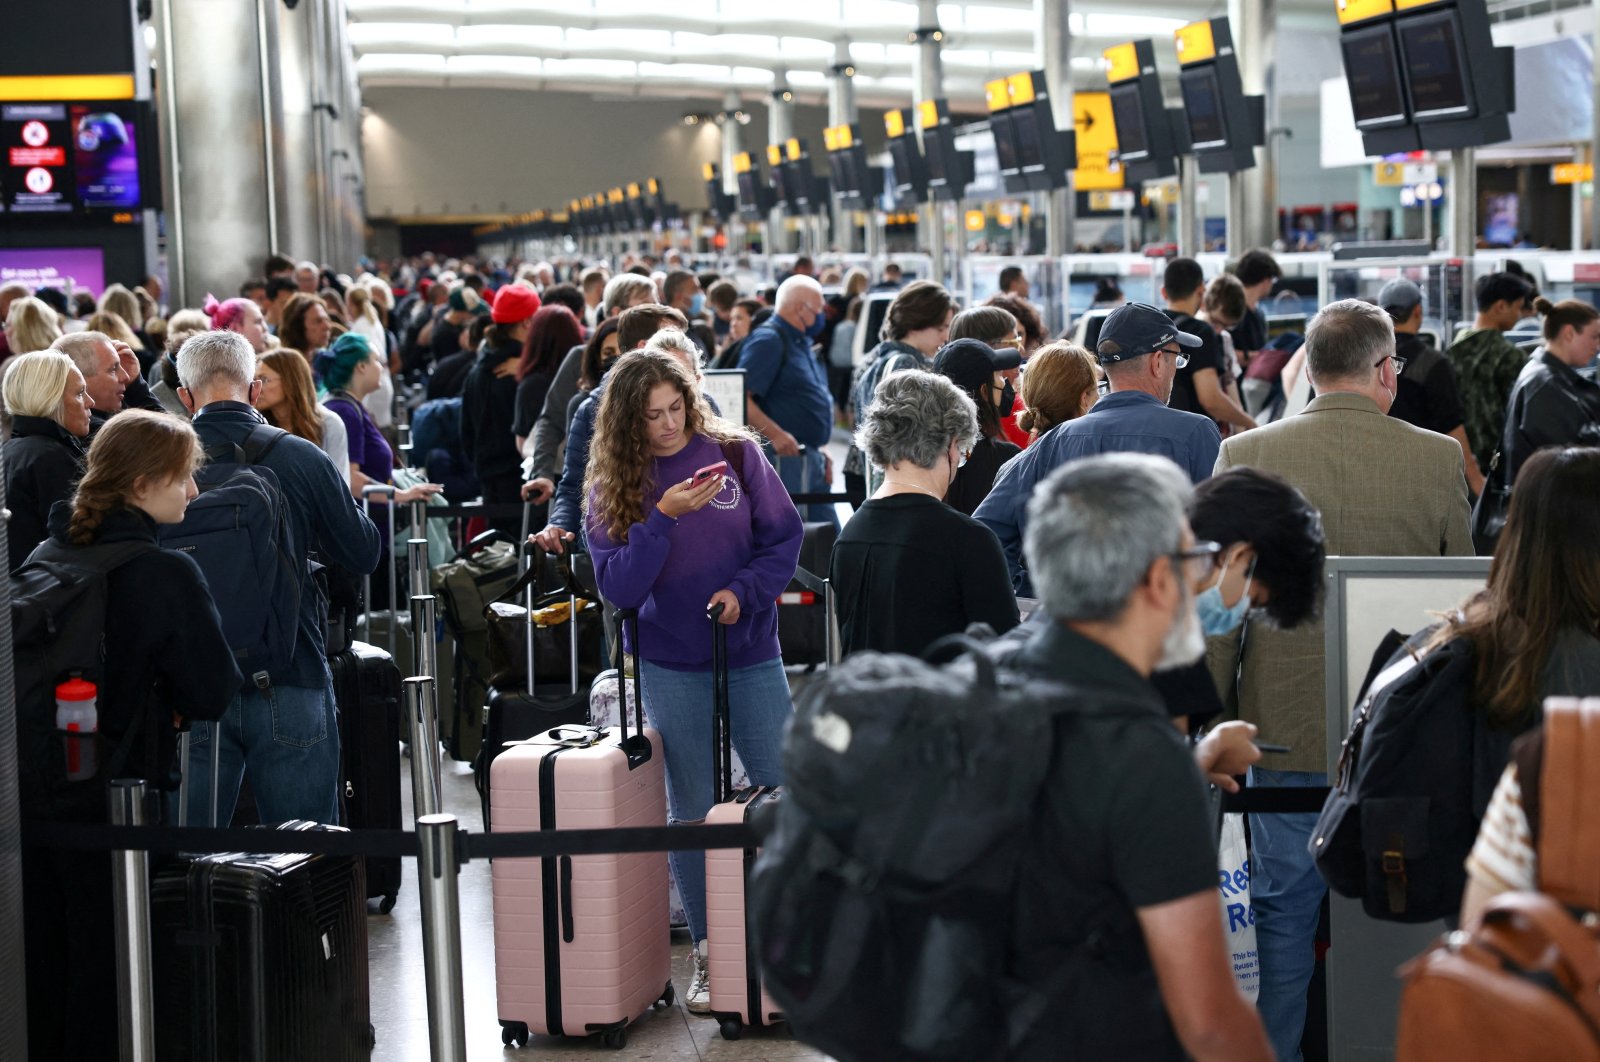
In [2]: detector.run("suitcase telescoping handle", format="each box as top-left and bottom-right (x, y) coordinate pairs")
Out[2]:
(613, 607), (647, 755)
(708, 602), (733, 804)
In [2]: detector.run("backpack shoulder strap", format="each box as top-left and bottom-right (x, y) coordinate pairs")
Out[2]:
(239, 424), (288, 465)
(1533, 699), (1600, 909)
(719, 440), (747, 484)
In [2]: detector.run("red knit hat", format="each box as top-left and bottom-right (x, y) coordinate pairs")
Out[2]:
(491, 282), (542, 324)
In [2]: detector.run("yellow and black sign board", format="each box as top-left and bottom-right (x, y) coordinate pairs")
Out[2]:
(1374, 161), (1405, 186)
(1553, 163), (1594, 185)
(1005, 72), (1036, 106)
(964, 209), (986, 232)
(766, 144), (783, 167)
(1103, 42), (1141, 84)
(0, 74), (136, 100)
(885, 110), (905, 138)
(626, 183), (641, 199)
(786, 138), (803, 162)
(1072, 90), (1124, 191)
(734, 152), (753, 175)
(918, 99), (940, 130)
(1335, 0), (1394, 25)
(984, 78), (1010, 114)
(647, 178), (659, 195)
(1394, 0), (1445, 8)
(1174, 21), (1217, 65)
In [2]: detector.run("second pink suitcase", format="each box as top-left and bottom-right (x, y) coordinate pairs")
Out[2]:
(490, 608), (674, 1050)
(704, 601), (785, 1040)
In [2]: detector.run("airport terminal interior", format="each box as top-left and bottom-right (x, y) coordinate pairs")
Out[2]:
(6, 0), (1600, 1059)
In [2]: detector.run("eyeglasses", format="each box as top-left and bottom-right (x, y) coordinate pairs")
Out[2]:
(1376, 354), (1407, 376)
(1170, 540), (1222, 582)
(1158, 345), (1190, 370)
(994, 332), (1027, 350)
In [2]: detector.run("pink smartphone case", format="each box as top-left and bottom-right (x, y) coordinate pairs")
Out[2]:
(490, 724), (673, 1041)
(706, 785), (782, 1031)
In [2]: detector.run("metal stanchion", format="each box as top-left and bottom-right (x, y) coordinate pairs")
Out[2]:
(416, 814), (468, 1062)
(109, 779), (156, 1062)
(404, 676), (443, 818)
(410, 594), (438, 685)
(407, 537), (430, 602)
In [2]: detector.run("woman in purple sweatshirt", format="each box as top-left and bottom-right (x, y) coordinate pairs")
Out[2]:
(585, 349), (802, 1014)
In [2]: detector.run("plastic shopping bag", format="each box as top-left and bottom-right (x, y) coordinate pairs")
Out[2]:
(1218, 812), (1260, 1002)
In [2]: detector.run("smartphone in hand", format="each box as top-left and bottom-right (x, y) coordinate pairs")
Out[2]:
(692, 460), (729, 487)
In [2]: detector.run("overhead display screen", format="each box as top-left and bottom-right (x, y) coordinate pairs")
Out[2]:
(1397, 10), (1475, 119)
(989, 109), (1021, 173)
(1179, 66), (1228, 150)
(1341, 24), (1409, 127)
(2, 100), (143, 216)
(1010, 105), (1045, 168)
(1109, 83), (1149, 161)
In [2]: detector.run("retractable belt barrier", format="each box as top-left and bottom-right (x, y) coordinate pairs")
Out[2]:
(1221, 786), (1331, 814)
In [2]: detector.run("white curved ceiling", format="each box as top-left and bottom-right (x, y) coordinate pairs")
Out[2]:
(346, 0), (1219, 108)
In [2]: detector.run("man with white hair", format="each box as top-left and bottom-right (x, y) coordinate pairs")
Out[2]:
(294, 260), (320, 294)
(50, 331), (126, 434)
(737, 274), (837, 525)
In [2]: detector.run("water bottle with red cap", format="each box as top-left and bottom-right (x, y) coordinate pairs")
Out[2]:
(55, 678), (99, 782)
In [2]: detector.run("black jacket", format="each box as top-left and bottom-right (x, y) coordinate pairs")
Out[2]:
(43, 503), (242, 798)
(460, 341), (523, 485)
(1503, 351), (1600, 484)
(4, 416), (86, 571)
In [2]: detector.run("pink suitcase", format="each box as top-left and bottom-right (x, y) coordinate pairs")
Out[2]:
(704, 601), (785, 1040)
(490, 608), (674, 1051)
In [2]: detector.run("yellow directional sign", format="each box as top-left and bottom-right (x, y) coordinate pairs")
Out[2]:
(1072, 91), (1124, 191)
(1335, 0), (1394, 25)
(1174, 21), (1217, 65)
(1103, 42), (1140, 84)
(885, 110), (906, 138)
(964, 209), (987, 232)
(1374, 161), (1405, 186)
(1553, 163), (1594, 185)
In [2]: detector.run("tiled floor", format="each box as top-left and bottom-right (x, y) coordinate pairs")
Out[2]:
(368, 756), (831, 1061)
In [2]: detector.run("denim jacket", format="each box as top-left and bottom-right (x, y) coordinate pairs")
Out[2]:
(192, 402), (382, 688)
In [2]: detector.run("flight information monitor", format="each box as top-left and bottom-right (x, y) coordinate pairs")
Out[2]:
(1178, 66), (1228, 151)
(1341, 23), (1409, 128)
(1397, 9), (1475, 120)
(1108, 83), (1150, 161)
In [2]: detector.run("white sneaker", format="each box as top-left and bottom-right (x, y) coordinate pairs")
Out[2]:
(686, 941), (711, 1014)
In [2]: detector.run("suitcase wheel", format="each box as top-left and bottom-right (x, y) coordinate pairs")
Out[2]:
(500, 1021), (529, 1048)
(654, 980), (676, 1009)
(601, 1026), (627, 1050)
(377, 893), (398, 915)
(719, 1018), (743, 1042)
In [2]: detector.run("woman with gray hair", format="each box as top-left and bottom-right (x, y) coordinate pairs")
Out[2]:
(830, 369), (1019, 656)
(2, 350), (92, 568)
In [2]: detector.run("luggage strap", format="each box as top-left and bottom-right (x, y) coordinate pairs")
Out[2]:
(1536, 700), (1600, 910)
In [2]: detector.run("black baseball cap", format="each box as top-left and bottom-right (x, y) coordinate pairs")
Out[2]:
(1377, 278), (1424, 321)
(1095, 302), (1202, 363)
(933, 338), (1022, 394)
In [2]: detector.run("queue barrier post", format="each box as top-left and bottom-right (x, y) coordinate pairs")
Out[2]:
(109, 779), (156, 1062)
(416, 813), (468, 1062)
(403, 676), (443, 819)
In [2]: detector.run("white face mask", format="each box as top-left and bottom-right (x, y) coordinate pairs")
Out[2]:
(1155, 584), (1207, 672)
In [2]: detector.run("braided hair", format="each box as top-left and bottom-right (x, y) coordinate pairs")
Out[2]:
(69, 410), (203, 545)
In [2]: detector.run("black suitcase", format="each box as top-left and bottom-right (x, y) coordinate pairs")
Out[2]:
(778, 522), (838, 668)
(473, 544), (597, 830)
(151, 820), (375, 1061)
(330, 640), (403, 912)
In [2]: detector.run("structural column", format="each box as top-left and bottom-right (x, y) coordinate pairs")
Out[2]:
(913, 0), (947, 286)
(1449, 148), (1477, 256)
(1227, 0), (1277, 253)
(768, 70), (796, 254)
(829, 41), (861, 253)
(1037, 0), (1075, 257)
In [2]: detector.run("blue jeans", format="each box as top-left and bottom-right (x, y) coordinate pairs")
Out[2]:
(173, 681), (342, 827)
(772, 448), (839, 528)
(639, 656), (792, 943)
(1248, 766), (1329, 1062)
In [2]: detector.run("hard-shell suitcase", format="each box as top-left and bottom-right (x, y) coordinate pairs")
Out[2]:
(778, 528), (839, 668)
(490, 607), (675, 1050)
(704, 600), (788, 1039)
(151, 820), (374, 1061)
(475, 534), (596, 830)
(330, 639), (403, 912)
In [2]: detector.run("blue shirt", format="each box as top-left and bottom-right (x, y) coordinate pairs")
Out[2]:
(737, 316), (834, 449)
(192, 402), (383, 689)
(973, 390), (1221, 596)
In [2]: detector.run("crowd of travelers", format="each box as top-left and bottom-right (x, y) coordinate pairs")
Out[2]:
(6, 240), (1599, 1061)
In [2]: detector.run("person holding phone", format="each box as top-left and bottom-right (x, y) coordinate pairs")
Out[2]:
(584, 350), (803, 1016)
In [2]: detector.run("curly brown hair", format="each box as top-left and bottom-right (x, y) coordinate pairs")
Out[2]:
(583, 351), (754, 545)
(70, 410), (204, 544)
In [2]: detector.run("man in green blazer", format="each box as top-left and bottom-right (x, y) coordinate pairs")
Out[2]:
(1211, 298), (1472, 1060)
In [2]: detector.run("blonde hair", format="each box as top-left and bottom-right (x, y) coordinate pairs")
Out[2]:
(5, 296), (63, 354)
(69, 411), (203, 544)
(583, 351), (753, 544)
(98, 283), (144, 336)
(163, 309), (211, 355)
(1017, 342), (1099, 438)
(2, 350), (76, 421)
(88, 310), (140, 349)
(346, 285), (379, 326)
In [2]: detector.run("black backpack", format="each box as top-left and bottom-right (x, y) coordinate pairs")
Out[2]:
(12, 537), (156, 819)
(1311, 630), (1517, 922)
(749, 636), (1097, 1062)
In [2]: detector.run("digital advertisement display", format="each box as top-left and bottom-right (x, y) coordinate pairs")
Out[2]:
(0, 248), (107, 297)
(2, 100), (142, 216)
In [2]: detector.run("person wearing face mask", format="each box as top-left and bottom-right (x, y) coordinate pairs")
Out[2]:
(1211, 298), (1471, 1062)
(662, 269), (717, 360)
(830, 370), (1019, 656)
(736, 275), (838, 527)
(1000, 453), (1275, 1062)
(932, 338), (1023, 516)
